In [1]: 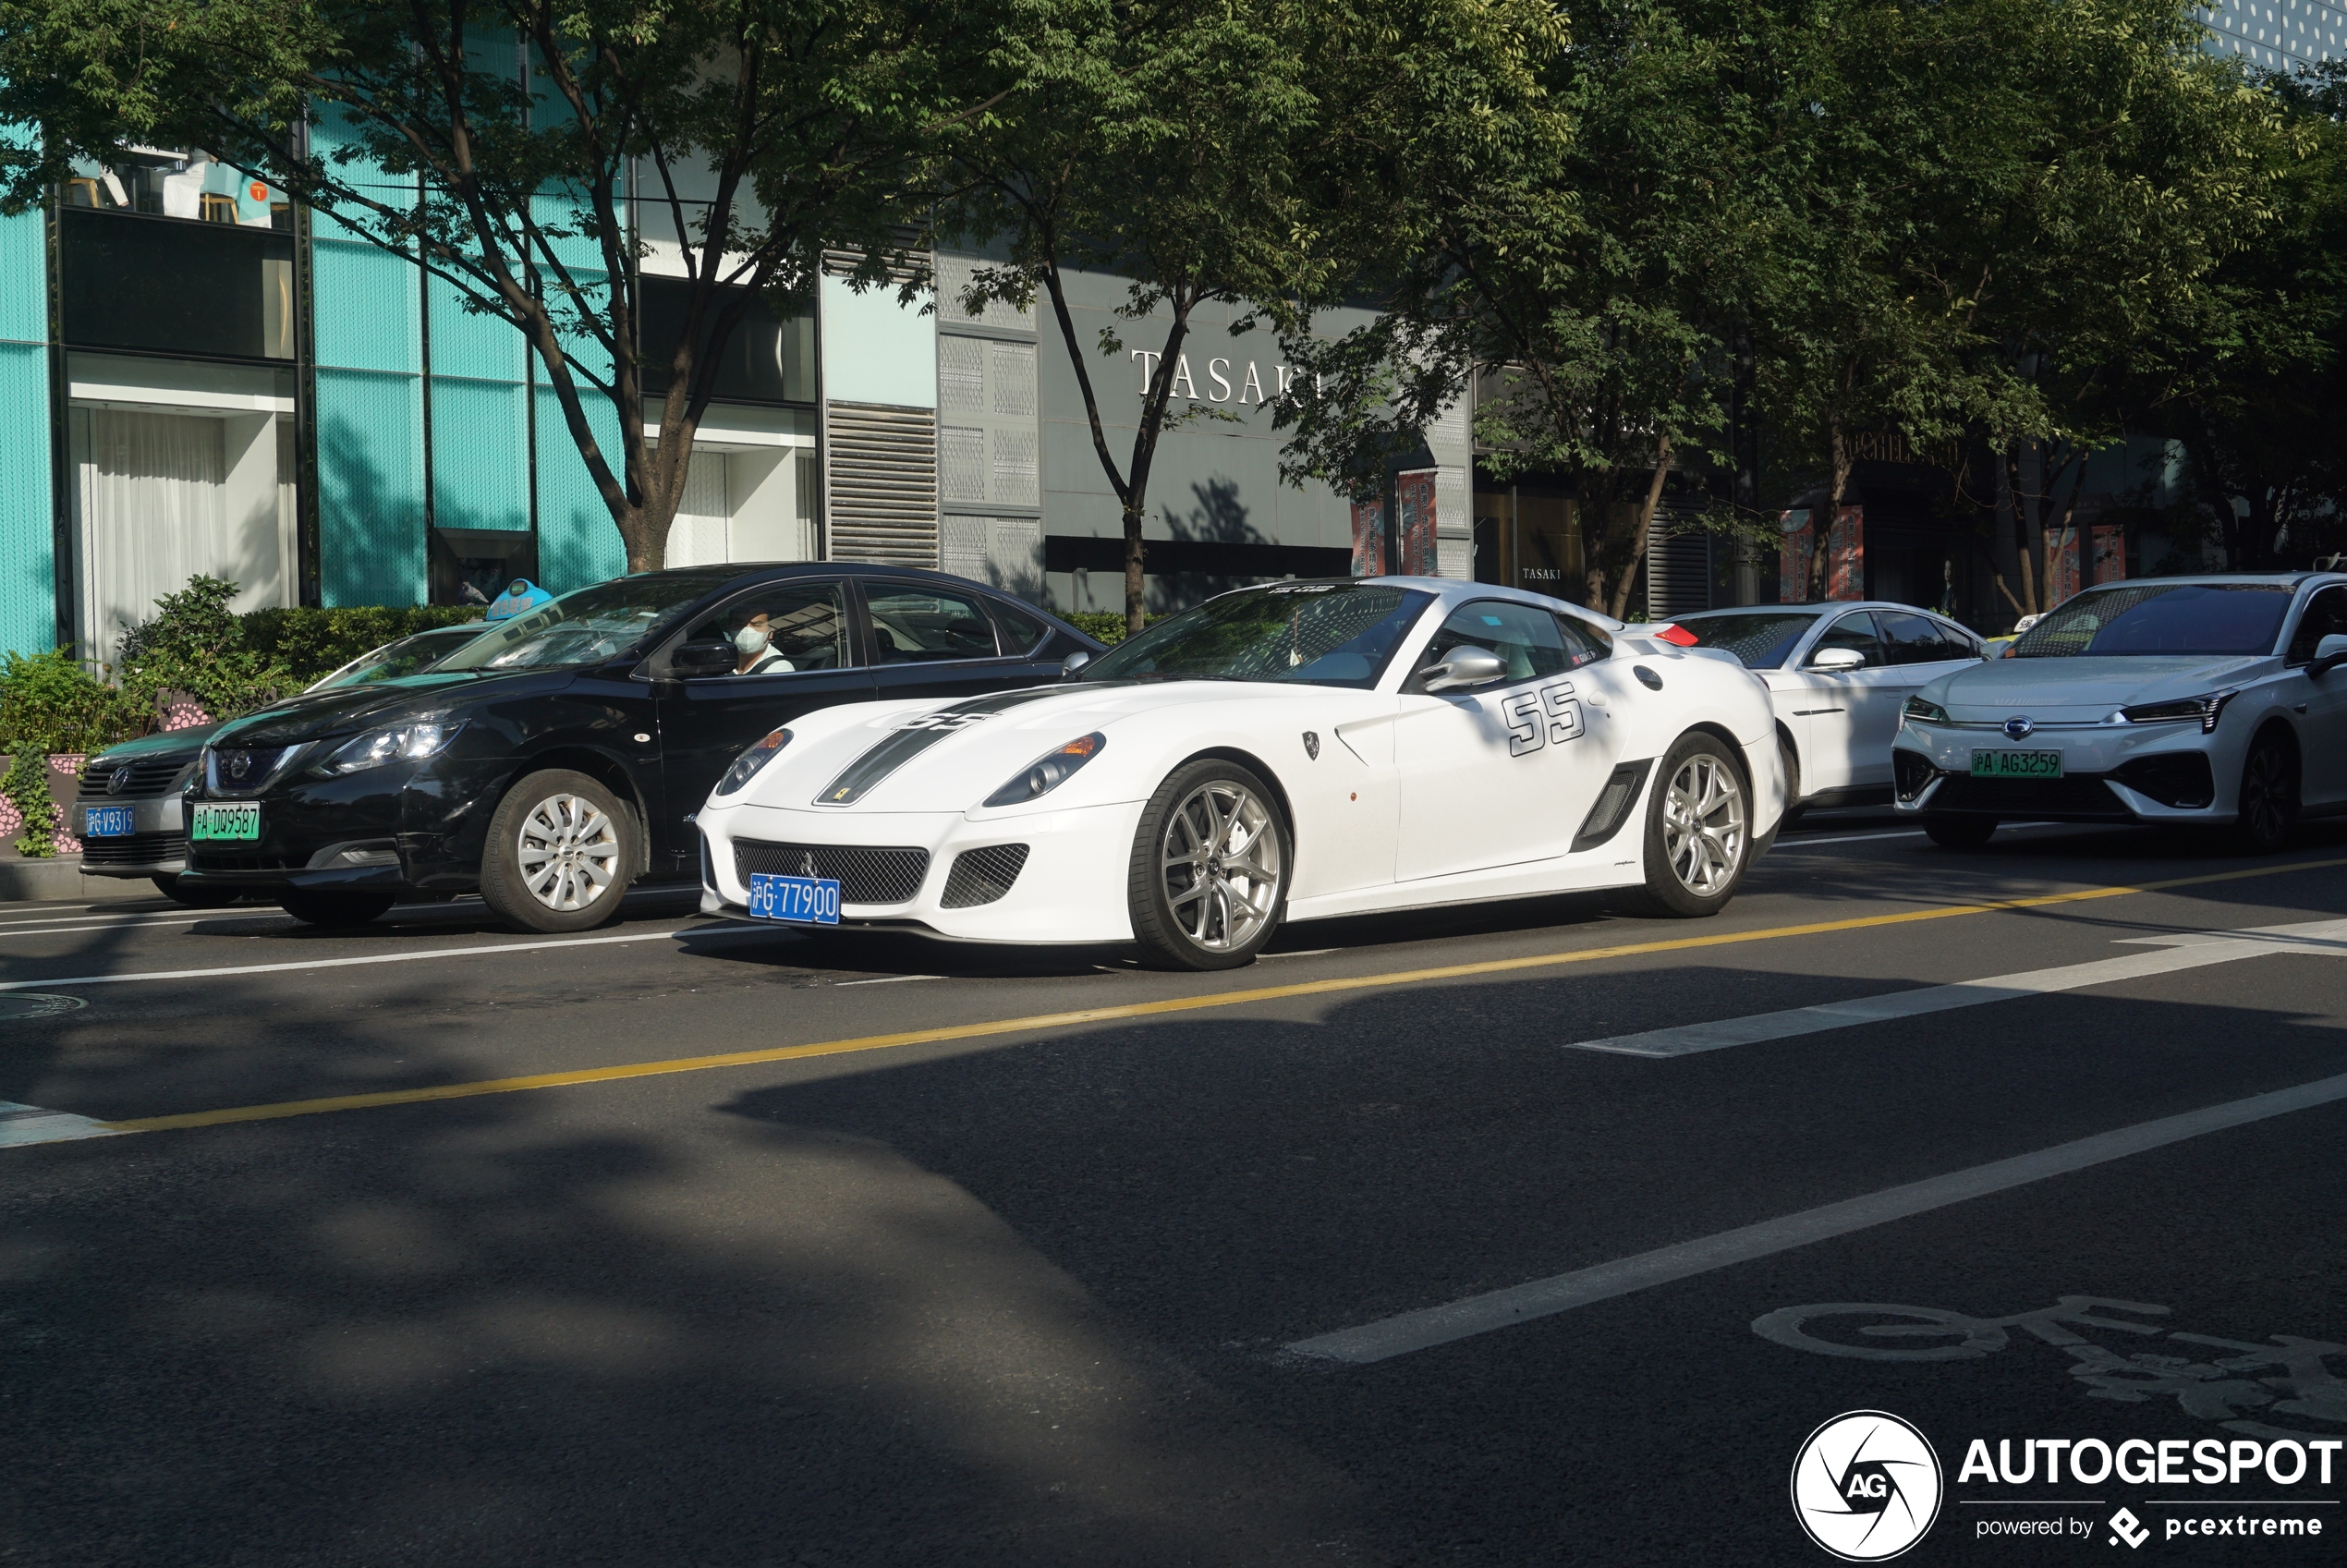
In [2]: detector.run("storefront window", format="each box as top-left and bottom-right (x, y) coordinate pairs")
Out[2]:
(1472, 489), (1581, 599)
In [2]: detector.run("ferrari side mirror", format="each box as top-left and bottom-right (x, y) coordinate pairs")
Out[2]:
(1422, 647), (1508, 692)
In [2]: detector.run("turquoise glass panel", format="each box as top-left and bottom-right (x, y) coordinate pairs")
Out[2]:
(428, 274), (525, 382)
(0, 197), (45, 345)
(0, 341), (55, 658)
(316, 368), (426, 605)
(432, 378), (529, 532)
(313, 237), (421, 374)
(534, 385), (626, 592)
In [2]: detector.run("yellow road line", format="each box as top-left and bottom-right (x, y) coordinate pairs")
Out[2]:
(101, 856), (2347, 1136)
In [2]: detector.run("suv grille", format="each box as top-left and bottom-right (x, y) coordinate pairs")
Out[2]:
(941, 844), (1030, 908)
(1928, 774), (2128, 817)
(734, 839), (930, 906)
(88, 754), (194, 799)
(81, 831), (185, 866)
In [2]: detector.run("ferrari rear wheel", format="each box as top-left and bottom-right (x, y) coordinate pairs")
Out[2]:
(1629, 732), (1751, 918)
(1128, 759), (1290, 970)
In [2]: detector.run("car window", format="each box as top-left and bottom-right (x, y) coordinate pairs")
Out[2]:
(991, 599), (1049, 656)
(677, 582), (849, 679)
(1809, 612), (1884, 668)
(1077, 581), (1429, 689)
(1879, 611), (1973, 666)
(866, 585), (1000, 663)
(1552, 614), (1613, 667)
(1667, 611), (1819, 669)
(2286, 586), (2347, 665)
(1415, 601), (1581, 687)
(435, 573), (732, 672)
(2014, 582), (2292, 657)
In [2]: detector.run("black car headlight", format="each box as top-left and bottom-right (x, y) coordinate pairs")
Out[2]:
(985, 734), (1105, 808)
(715, 728), (793, 796)
(1902, 697), (1950, 723)
(322, 722), (464, 774)
(2119, 690), (2236, 734)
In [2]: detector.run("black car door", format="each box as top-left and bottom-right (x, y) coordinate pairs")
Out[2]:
(652, 580), (873, 854)
(855, 577), (1069, 705)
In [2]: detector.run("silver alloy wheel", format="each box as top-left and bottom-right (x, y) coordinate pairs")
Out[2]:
(1662, 753), (1745, 895)
(516, 791), (622, 912)
(1160, 779), (1283, 953)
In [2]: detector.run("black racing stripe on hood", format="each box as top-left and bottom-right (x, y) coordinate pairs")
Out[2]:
(813, 686), (1074, 806)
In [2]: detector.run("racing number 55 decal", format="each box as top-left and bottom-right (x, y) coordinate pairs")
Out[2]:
(1503, 680), (1584, 757)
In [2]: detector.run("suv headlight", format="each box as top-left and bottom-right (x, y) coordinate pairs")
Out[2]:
(1902, 697), (1950, 723)
(2119, 690), (2236, 734)
(715, 728), (793, 796)
(985, 734), (1105, 808)
(322, 722), (463, 774)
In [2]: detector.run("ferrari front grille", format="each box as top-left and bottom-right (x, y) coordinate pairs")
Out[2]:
(733, 839), (930, 906)
(941, 844), (1030, 908)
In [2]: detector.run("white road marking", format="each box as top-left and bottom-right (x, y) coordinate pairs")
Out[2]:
(1285, 1067), (2347, 1363)
(0, 1100), (124, 1148)
(0, 922), (775, 993)
(1565, 918), (2347, 1058)
(834, 974), (944, 987)
(0, 914), (296, 939)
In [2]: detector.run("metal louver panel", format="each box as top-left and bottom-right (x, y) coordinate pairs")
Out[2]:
(825, 402), (938, 565)
(1644, 522), (1713, 618)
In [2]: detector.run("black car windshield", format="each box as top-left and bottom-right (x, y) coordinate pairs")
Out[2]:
(1666, 611), (1821, 669)
(309, 623), (491, 690)
(2013, 583), (2292, 658)
(1080, 581), (1430, 688)
(432, 575), (730, 673)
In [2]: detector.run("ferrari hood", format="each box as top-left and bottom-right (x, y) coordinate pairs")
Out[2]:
(754, 678), (1356, 814)
(1927, 655), (2270, 722)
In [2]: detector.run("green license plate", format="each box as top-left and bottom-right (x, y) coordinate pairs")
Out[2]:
(1970, 749), (2062, 780)
(189, 801), (261, 842)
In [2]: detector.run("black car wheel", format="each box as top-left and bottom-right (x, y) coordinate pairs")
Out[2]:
(152, 874), (241, 908)
(1628, 732), (1752, 918)
(1923, 815), (1998, 849)
(2235, 732), (2298, 855)
(1127, 759), (1290, 971)
(279, 889), (395, 928)
(1777, 735), (1806, 829)
(480, 769), (638, 933)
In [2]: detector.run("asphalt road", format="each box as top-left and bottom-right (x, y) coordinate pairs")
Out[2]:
(6, 813), (2345, 1567)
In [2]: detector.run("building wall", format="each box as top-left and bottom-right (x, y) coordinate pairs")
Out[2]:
(2204, 0), (2346, 67)
(0, 161), (55, 659)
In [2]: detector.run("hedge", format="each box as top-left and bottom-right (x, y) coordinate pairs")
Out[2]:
(1064, 612), (1160, 646)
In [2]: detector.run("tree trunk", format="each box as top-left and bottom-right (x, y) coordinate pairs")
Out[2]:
(1608, 437), (1673, 622)
(1807, 417), (1852, 601)
(1123, 503), (1147, 638)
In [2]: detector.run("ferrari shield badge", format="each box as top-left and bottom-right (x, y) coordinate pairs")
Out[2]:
(1302, 731), (1320, 760)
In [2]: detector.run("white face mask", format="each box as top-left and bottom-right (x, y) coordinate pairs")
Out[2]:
(735, 626), (771, 656)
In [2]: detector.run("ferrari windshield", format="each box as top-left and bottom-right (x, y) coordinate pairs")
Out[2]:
(2013, 583), (2292, 658)
(1080, 582), (1431, 688)
(1667, 610), (1820, 669)
(432, 574), (731, 673)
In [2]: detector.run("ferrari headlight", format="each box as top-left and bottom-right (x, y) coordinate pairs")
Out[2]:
(715, 727), (793, 796)
(2120, 690), (2236, 734)
(322, 722), (462, 773)
(1902, 697), (1950, 723)
(985, 733), (1105, 808)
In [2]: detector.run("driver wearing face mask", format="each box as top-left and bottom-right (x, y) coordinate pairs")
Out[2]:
(733, 612), (796, 675)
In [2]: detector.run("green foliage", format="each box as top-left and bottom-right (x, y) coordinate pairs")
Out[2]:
(2, 745), (61, 857)
(113, 575), (289, 719)
(1063, 612), (1155, 645)
(245, 605), (485, 687)
(0, 647), (137, 756)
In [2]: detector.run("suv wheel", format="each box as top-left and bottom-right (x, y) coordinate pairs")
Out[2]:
(481, 769), (638, 933)
(2235, 732), (2298, 855)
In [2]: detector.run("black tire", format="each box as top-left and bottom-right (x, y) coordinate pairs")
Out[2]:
(1923, 815), (1998, 849)
(1628, 732), (1754, 918)
(278, 889), (395, 928)
(1777, 735), (1806, 830)
(1127, 758), (1291, 970)
(480, 769), (638, 933)
(2234, 731), (2299, 855)
(152, 874), (241, 908)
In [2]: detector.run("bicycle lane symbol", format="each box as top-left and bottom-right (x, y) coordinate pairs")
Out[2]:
(1751, 1295), (2347, 1441)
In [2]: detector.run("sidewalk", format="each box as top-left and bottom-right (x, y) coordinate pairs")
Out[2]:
(0, 860), (152, 904)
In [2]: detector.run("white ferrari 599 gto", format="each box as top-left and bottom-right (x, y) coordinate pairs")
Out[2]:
(696, 577), (1785, 968)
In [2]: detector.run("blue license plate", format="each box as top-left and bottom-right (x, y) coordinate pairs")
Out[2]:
(83, 806), (135, 837)
(748, 872), (841, 925)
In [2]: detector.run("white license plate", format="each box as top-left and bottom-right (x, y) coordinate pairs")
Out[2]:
(748, 873), (841, 925)
(189, 801), (261, 842)
(83, 806), (135, 837)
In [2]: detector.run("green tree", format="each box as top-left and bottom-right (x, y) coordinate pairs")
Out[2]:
(937, 0), (1332, 635)
(0, 0), (992, 571)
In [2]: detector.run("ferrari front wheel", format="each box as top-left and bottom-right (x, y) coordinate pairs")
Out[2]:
(1127, 759), (1291, 970)
(1629, 732), (1752, 918)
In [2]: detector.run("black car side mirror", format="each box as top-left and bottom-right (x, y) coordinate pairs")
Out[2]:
(672, 640), (735, 677)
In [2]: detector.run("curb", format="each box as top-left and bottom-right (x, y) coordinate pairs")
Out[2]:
(0, 861), (153, 905)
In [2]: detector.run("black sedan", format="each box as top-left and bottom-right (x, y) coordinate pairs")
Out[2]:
(176, 565), (1103, 931)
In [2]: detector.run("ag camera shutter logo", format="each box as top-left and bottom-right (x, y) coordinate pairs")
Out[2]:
(1792, 1410), (1944, 1561)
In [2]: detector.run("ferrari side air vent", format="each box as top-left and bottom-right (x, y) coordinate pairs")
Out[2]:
(942, 844), (1031, 908)
(1571, 760), (1652, 853)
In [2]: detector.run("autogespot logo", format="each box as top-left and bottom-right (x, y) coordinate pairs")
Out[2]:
(1792, 1410), (1945, 1562)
